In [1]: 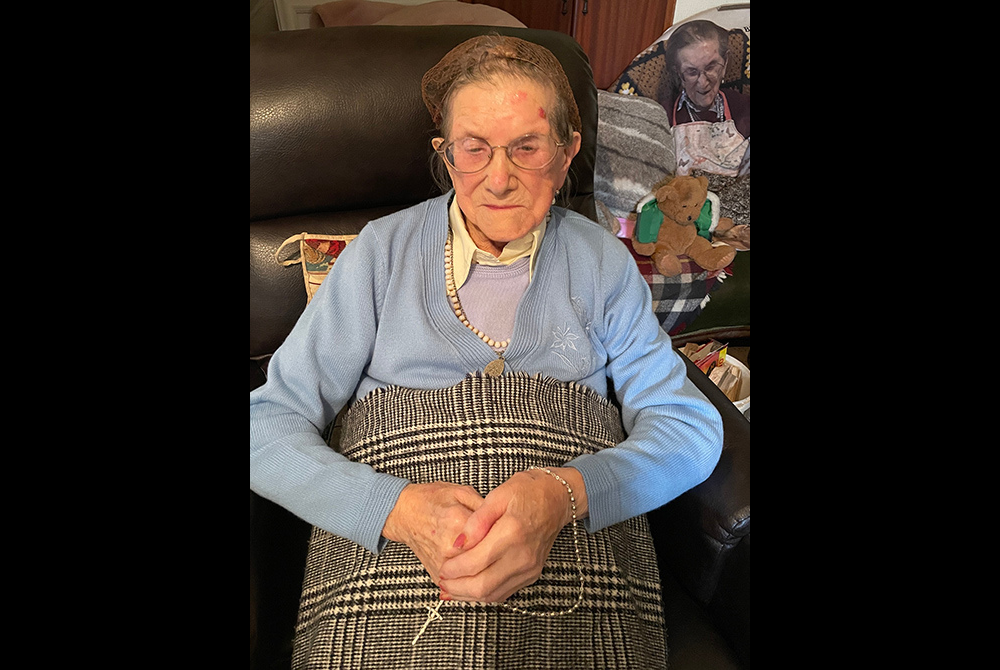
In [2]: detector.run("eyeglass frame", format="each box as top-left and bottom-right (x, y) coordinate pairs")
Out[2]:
(679, 60), (726, 83)
(431, 134), (567, 174)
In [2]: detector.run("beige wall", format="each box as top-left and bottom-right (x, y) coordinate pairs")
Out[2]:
(675, 0), (750, 23)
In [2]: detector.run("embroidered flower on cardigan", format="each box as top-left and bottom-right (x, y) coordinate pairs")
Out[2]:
(570, 297), (592, 336)
(551, 323), (592, 376)
(551, 325), (579, 352)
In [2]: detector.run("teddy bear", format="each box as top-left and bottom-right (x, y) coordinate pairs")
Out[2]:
(631, 174), (738, 277)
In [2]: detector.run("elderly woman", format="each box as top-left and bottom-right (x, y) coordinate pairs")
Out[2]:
(663, 20), (750, 175)
(250, 35), (723, 669)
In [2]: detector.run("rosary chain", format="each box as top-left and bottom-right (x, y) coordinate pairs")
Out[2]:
(411, 466), (585, 644)
(499, 466), (585, 617)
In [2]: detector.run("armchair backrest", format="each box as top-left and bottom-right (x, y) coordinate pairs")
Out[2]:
(251, 26), (597, 361)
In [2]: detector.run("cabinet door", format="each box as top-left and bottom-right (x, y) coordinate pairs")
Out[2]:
(462, 0), (573, 34)
(460, 0), (674, 91)
(575, 0), (675, 89)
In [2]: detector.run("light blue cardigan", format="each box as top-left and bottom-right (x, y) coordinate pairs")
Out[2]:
(250, 193), (723, 554)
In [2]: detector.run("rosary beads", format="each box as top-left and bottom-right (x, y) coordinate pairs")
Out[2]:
(411, 466), (584, 645)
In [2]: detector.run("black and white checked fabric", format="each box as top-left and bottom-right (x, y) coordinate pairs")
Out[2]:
(294, 373), (667, 669)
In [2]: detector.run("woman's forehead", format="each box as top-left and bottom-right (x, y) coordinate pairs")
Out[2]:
(678, 40), (724, 66)
(448, 79), (554, 138)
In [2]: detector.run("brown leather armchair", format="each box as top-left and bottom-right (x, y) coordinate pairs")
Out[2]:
(251, 25), (749, 669)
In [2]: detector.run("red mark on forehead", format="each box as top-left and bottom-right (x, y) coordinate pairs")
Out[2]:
(538, 107), (547, 119)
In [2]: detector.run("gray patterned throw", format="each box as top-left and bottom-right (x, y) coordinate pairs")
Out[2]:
(594, 90), (676, 220)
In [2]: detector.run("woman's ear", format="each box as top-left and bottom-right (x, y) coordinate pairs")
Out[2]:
(560, 131), (582, 173)
(567, 131), (582, 163)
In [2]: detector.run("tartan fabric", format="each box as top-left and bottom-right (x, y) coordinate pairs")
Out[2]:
(294, 373), (667, 669)
(620, 238), (728, 336)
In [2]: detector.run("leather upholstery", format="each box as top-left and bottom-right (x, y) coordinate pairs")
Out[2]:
(251, 25), (596, 360)
(250, 25), (748, 669)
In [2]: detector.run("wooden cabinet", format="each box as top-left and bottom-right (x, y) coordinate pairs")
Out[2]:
(461, 0), (675, 89)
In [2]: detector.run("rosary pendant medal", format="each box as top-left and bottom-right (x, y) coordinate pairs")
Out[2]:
(484, 355), (505, 378)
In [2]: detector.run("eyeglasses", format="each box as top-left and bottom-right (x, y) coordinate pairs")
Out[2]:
(680, 61), (725, 82)
(433, 135), (566, 173)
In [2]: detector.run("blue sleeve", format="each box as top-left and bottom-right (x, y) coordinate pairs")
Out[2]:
(567, 234), (724, 532)
(249, 228), (409, 554)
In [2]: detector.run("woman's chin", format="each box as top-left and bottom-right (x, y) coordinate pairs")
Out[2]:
(476, 210), (538, 241)
(690, 90), (718, 108)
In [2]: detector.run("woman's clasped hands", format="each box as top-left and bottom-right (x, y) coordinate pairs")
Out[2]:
(382, 468), (586, 604)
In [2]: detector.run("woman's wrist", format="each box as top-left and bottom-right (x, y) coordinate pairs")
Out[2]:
(381, 483), (415, 544)
(539, 467), (588, 526)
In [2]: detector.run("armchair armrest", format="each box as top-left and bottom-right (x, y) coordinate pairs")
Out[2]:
(646, 354), (750, 664)
(647, 354), (750, 604)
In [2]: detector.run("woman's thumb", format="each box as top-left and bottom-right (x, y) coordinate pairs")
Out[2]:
(456, 495), (505, 551)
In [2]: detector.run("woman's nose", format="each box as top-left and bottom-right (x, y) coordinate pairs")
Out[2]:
(485, 150), (515, 192)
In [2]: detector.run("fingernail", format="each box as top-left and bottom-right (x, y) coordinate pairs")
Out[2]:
(453, 533), (466, 549)
(440, 592), (452, 601)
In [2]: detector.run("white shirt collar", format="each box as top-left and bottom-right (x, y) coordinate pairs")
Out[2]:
(448, 195), (547, 289)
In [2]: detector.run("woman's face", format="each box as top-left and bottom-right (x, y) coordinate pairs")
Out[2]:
(441, 79), (581, 256)
(677, 40), (726, 109)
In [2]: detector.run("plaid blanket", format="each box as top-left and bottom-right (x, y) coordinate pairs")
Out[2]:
(294, 373), (667, 669)
(621, 238), (729, 336)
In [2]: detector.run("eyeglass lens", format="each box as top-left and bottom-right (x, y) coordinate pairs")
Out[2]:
(444, 135), (558, 172)
(681, 62), (725, 81)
